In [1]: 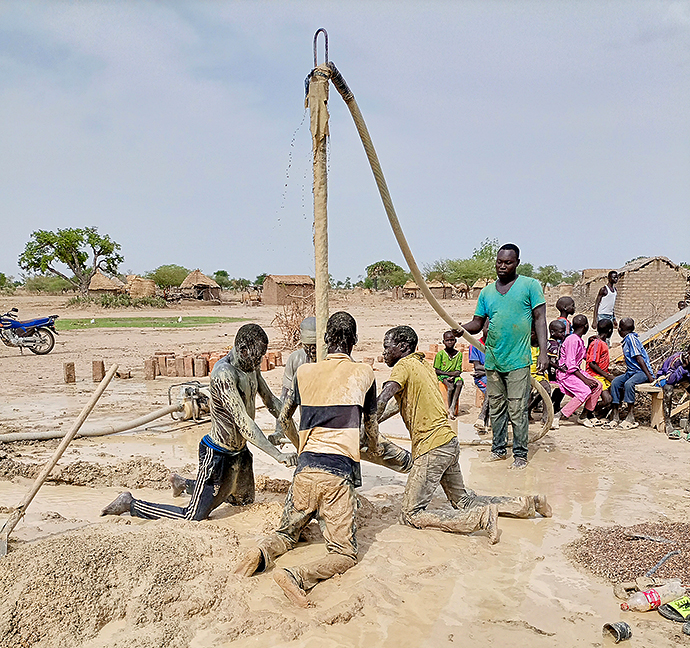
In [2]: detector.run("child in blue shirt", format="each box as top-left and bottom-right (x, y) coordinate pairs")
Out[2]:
(607, 317), (654, 430)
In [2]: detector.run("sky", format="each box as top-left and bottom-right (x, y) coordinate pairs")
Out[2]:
(1, 1), (688, 283)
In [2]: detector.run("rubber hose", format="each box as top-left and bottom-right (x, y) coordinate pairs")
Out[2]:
(0, 403), (183, 443)
(327, 61), (553, 441)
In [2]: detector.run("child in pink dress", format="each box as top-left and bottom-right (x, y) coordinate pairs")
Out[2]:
(551, 315), (603, 429)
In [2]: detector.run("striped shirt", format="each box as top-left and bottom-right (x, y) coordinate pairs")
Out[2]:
(622, 332), (652, 374)
(293, 353), (376, 469)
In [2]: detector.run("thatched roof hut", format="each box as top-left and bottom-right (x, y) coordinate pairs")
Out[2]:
(126, 275), (157, 298)
(88, 270), (124, 295)
(180, 270), (221, 301)
(427, 280), (453, 300)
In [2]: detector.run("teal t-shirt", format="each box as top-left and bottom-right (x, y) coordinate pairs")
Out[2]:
(475, 275), (545, 372)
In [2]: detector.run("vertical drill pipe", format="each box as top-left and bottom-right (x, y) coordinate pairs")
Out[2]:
(308, 65), (332, 361)
(326, 61), (554, 438)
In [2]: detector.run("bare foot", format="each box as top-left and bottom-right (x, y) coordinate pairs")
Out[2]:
(534, 494), (552, 518)
(233, 547), (263, 577)
(273, 569), (312, 608)
(100, 492), (133, 516)
(168, 473), (187, 498)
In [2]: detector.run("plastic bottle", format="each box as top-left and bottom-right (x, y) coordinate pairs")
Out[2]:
(621, 582), (687, 612)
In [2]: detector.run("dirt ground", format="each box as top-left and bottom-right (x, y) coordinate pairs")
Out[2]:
(1, 293), (689, 647)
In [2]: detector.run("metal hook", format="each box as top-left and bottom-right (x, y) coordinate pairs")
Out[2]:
(313, 28), (328, 67)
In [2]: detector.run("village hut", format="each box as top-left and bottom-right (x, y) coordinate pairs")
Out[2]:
(180, 269), (221, 301)
(427, 280), (453, 300)
(88, 270), (124, 296)
(262, 275), (314, 306)
(126, 275), (157, 298)
(471, 278), (490, 299)
(402, 280), (420, 299)
(573, 257), (689, 328)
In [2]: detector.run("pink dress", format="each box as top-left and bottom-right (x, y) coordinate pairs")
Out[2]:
(557, 335), (601, 412)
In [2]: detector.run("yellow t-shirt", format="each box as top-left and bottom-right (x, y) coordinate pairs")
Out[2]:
(530, 345), (548, 383)
(389, 351), (457, 459)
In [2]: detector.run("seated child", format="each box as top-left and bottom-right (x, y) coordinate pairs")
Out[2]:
(585, 319), (615, 415)
(555, 296), (575, 336)
(656, 347), (690, 439)
(434, 330), (464, 419)
(552, 315), (603, 429)
(607, 318), (655, 430)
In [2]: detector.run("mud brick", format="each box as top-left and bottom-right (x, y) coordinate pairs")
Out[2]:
(424, 351), (435, 362)
(460, 344), (472, 373)
(429, 344), (439, 353)
(363, 357), (375, 366)
(144, 359), (156, 381)
(63, 362), (76, 384)
(267, 352), (276, 367)
(166, 356), (178, 377)
(92, 360), (105, 383)
(260, 356), (269, 372)
(208, 354), (222, 373)
(183, 356), (194, 377)
(275, 351), (283, 367)
(194, 357), (208, 377)
(175, 357), (185, 377)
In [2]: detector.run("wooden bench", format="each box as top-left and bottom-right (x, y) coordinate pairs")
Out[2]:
(635, 383), (664, 430)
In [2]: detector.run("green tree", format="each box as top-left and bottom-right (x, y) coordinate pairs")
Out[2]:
(472, 237), (500, 263)
(535, 265), (563, 288)
(230, 277), (251, 290)
(146, 264), (190, 289)
(213, 270), (232, 289)
(365, 260), (409, 290)
(561, 270), (580, 285)
(254, 273), (267, 287)
(519, 262), (535, 278)
(18, 227), (123, 296)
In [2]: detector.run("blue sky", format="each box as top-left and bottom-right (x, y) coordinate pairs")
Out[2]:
(1, 1), (688, 282)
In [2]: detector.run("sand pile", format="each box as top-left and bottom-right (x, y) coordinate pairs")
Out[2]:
(0, 509), (309, 648)
(567, 522), (690, 583)
(0, 494), (389, 648)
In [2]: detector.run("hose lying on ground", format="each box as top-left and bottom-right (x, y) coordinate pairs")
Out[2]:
(0, 403), (183, 443)
(326, 60), (553, 441)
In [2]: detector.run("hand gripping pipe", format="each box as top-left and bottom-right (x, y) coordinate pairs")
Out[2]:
(325, 57), (553, 442)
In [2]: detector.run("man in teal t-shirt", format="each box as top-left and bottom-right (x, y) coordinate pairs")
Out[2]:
(455, 244), (547, 469)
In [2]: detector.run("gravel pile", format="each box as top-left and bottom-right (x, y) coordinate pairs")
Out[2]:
(567, 522), (690, 583)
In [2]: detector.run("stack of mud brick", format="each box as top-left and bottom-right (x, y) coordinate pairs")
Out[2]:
(260, 351), (283, 372)
(145, 350), (283, 380)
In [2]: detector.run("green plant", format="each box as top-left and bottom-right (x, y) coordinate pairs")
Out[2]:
(18, 227), (123, 296)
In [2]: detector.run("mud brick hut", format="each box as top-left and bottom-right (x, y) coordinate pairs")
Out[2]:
(180, 270), (221, 301)
(126, 275), (157, 298)
(88, 270), (124, 296)
(471, 278), (490, 299)
(427, 280), (453, 300)
(262, 275), (314, 306)
(573, 256), (690, 329)
(402, 280), (420, 299)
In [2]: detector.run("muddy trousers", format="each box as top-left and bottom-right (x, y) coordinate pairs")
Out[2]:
(256, 468), (357, 591)
(663, 381), (690, 432)
(486, 366), (531, 460)
(401, 437), (535, 532)
(130, 443), (254, 521)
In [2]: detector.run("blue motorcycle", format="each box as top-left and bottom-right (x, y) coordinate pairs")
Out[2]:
(0, 308), (59, 355)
